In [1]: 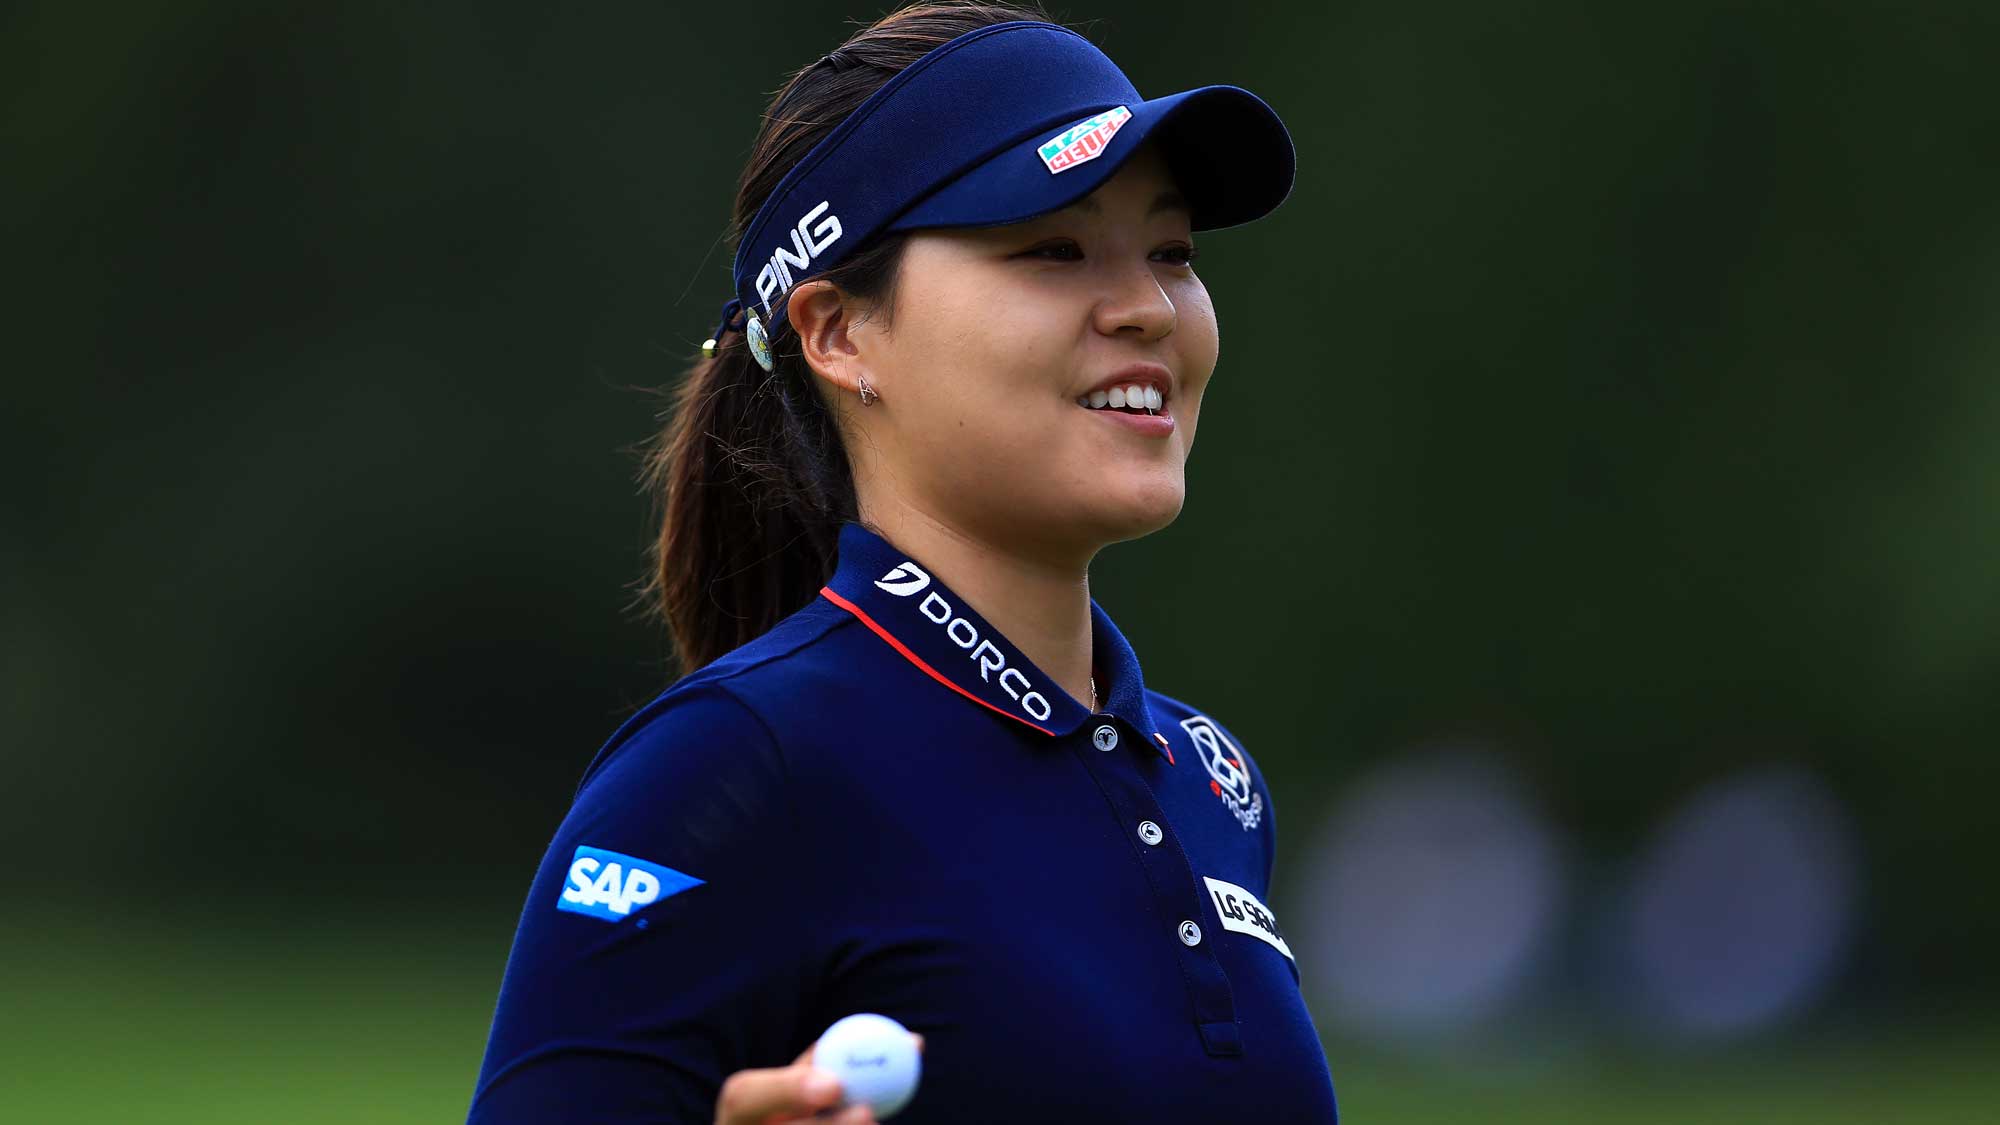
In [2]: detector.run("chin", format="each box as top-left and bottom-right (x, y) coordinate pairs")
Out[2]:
(1093, 476), (1185, 542)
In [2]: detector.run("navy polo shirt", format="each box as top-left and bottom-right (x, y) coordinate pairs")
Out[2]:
(469, 522), (1339, 1123)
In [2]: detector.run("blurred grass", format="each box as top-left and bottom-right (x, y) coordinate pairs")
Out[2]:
(1323, 1030), (1992, 1123)
(4, 907), (1988, 1123)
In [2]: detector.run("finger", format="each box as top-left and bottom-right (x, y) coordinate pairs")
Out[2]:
(716, 1064), (842, 1123)
(805, 1102), (867, 1124)
(912, 1033), (925, 1054)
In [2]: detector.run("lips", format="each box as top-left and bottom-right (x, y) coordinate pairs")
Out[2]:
(1076, 390), (1175, 435)
(1083, 406), (1174, 435)
(1071, 363), (1176, 435)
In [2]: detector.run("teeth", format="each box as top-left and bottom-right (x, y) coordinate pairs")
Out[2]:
(1079, 384), (1167, 412)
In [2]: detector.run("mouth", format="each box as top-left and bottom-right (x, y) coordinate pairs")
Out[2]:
(1075, 380), (1175, 435)
(1076, 381), (1165, 414)
(1075, 362), (1178, 437)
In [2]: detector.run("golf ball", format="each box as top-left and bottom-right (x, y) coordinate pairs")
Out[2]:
(813, 1012), (922, 1118)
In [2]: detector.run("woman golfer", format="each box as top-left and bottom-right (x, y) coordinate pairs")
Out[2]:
(468, 4), (1334, 1122)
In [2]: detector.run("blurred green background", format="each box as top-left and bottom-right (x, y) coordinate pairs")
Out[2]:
(6, 1), (1998, 1120)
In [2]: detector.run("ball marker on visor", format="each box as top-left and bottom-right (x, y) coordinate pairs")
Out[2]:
(715, 20), (1296, 372)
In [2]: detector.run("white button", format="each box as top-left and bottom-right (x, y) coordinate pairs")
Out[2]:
(1092, 724), (1119, 752)
(1138, 821), (1163, 846)
(1178, 920), (1202, 946)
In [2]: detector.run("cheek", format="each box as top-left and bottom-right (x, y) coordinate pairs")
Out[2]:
(900, 291), (1066, 407)
(1171, 282), (1220, 432)
(1177, 277), (1219, 361)
(881, 287), (1069, 461)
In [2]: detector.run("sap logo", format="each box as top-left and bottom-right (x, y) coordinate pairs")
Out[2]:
(755, 200), (843, 318)
(557, 845), (703, 922)
(1202, 875), (1294, 961)
(915, 590), (1052, 722)
(874, 561), (932, 598)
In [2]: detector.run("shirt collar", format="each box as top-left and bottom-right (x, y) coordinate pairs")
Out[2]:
(819, 520), (1172, 763)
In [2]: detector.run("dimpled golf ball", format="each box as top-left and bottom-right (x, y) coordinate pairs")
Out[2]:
(813, 1012), (921, 1118)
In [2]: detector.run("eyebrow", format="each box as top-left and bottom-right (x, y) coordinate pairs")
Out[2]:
(1064, 189), (1193, 219)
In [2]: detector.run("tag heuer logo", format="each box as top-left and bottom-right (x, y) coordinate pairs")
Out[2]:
(1038, 106), (1133, 174)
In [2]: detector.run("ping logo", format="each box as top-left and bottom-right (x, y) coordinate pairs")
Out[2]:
(754, 200), (843, 318)
(1203, 875), (1293, 961)
(874, 561), (932, 597)
(557, 845), (703, 922)
(1183, 715), (1264, 831)
(1038, 105), (1132, 174)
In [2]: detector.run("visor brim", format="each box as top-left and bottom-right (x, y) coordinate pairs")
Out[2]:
(885, 84), (1295, 235)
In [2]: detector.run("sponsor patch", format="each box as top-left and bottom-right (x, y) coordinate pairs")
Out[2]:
(866, 560), (1052, 723)
(1038, 105), (1133, 174)
(557, 845), (703, 922)
(874, 561), (932, 597)
(754, 200), (843, 320)
(1183, 715), (1264, 831)
(1203, 876), (1293, 961)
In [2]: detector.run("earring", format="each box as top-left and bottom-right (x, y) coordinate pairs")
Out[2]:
(858, 374), (879, 407)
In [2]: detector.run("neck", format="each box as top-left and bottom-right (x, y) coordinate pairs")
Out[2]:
(860, 499), (1097, 713)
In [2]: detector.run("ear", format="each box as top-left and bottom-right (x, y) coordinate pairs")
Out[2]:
(788, 279), (873, 399)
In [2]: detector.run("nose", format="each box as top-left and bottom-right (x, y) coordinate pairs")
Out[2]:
(1092, 260), (1177, 341)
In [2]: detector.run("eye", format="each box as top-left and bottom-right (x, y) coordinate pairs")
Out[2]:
(1019, 239), (1083, 261)
(1154, 243), (1200, 267)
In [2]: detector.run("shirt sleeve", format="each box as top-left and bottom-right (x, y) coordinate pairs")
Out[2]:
(1253, 741), (1278, 894)
(467, 682), (805, 1124)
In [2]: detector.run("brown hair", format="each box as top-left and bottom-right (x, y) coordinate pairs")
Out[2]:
(640, 2), (1065, 675)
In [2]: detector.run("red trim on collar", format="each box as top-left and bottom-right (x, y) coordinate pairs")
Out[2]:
(820, 585), (1058, 737)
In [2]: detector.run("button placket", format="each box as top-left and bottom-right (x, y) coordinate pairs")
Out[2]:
(1067, 729), (1240, 1055)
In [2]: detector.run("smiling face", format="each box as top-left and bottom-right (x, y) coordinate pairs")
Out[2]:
(792, 143), (1219, 565)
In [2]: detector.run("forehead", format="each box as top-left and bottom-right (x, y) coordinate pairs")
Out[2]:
(1061, 144), (1189, 218)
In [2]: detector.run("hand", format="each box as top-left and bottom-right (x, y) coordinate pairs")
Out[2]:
(713, 1033), (925, 1124)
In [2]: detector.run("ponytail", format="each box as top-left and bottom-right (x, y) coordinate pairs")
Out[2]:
(638, 3), (1060, 676)
(640, 309), (852, 674)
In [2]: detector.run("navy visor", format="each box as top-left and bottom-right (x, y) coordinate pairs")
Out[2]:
(722, 20), (1295, 367)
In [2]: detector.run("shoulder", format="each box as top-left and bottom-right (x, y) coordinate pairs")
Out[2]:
(1146, 688), (1264, 775)
(546, 598), (874, 893)
(1146, 685), (1281, 832)
(572, 596), (863, 798)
